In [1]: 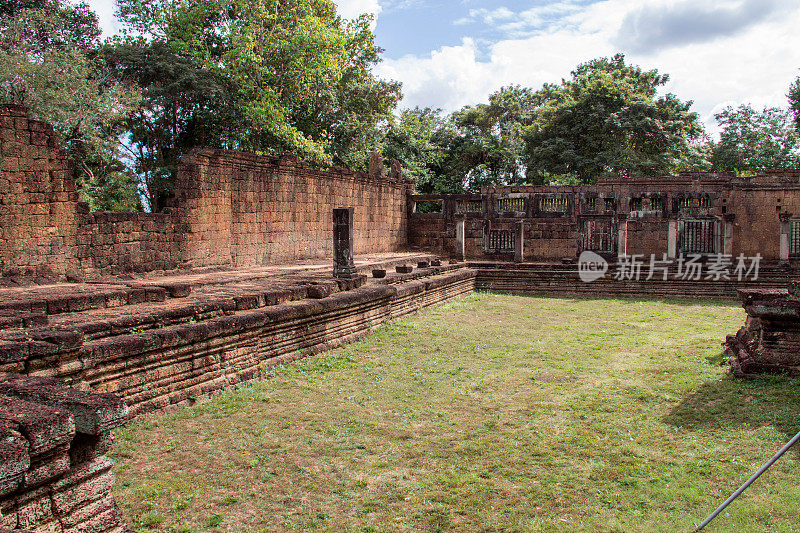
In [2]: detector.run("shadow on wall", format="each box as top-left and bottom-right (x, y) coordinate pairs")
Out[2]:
(663, 371), (800, 443)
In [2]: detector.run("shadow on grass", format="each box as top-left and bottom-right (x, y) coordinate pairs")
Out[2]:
(664, 371), (800, 442)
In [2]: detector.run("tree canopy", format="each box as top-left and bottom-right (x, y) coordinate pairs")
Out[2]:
(0, 0), (141, 210)
(1, 1), (798, 207)
(523, 54), (703, 183)
(710, 105), (800, 173)
(108, 0), (400, 210)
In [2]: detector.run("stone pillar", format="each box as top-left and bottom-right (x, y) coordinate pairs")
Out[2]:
(667, 219), (678, 259)
(779, 212), (792, 262)
(333, 207), (356, 278)
(617, 217), (628, 256)
(455, 219), (466, 261)
(723, 214), (735, 256)
(389, 159), (402, 181)
(368, 152), (384, 180)
(514, 220), (525, 263)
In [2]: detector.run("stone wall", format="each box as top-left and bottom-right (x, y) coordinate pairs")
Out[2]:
(175, 149), (412, 269)
(725, 284), (800, 376)
(0, 106), (79, 278)
(0, 266), (474, 416)
(0, 373), (127, 532)
(76, 211), (182, 274)
(473, 262), (798, 301)
(0, 106), (412, 278)
(408, 172), (800, 263)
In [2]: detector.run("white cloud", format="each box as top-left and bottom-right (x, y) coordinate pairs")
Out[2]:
(84, 0), (120, 37)
(468, 7), (514, 25)
(335, 0), (382, 20)
(377, 0), (800, 138)
(377, 38), (496, 111)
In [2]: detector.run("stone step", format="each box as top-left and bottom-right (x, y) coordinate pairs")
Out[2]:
(45, 276), (364, 343)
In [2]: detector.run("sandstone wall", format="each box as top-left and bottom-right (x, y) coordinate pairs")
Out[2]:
(409, 172), (800, 262)
(76, 210), (182, 274)
(174, 149), (412, 268)
(0, 106), (412, 278)
(725, 284), (800, 376)
(0, 267), (474, 416)
(0, 373), (127, 532)
(0, 106), (79, 277)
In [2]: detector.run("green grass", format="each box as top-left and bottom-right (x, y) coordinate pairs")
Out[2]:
(111, 293), (800, 532)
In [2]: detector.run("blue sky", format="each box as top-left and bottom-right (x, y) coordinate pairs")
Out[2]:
(88, 0), (800, 136)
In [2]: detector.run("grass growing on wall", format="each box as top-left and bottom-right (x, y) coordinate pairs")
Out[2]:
(111, 294), (800, 532)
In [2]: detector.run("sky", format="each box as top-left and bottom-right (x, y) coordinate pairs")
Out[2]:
(87, 0), (800, 136)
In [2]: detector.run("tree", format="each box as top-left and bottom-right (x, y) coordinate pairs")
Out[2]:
(710, 105), (800, 172)
(110, 0), (400, 209)
(104, 38), (235, 211)
(450, 85), (540, 189)
(789, 75), (800, 133)
(523, 54), (703, 183)
(382, 107), (463, 193)
(0, 0), (141, 210)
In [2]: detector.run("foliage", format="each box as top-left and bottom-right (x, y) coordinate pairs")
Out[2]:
(450, 85), (539, 189)
(110, 0), (400, 210)
(523, 54), (703, 183)
(387, 57), (708, 192)
(382, 107), (462, 193)
(104, 38), (235, 211)
(789, 75), (800, 133)
(710, 104), (800, 173)
(0, 0), (140, 211)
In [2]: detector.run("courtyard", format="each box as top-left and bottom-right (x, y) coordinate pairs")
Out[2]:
(111, 294), (800, 532)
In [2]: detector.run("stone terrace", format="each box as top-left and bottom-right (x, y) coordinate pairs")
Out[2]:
(0, 253), (475, 416)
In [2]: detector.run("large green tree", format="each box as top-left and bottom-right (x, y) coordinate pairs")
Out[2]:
(111, 0), (399, 210)
(710, 104), (800, 172)
(0, 0), (141, 211)
(450, 85), (540, 189)
(523, 54), (703, 183)
(104, 38), (236, 211)
(382, 107), (462, 193)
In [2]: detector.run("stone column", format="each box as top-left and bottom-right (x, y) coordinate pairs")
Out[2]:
(368, 152), (384, 180)
(333, 207), (356, 278)
(455, 219), (466, 261)
(723, 214), (735, 256)
(617, 216), (628, 256)
(514, 220), (525, 263)
(779, 212), (792, 262)
(667, 219), (678, 259)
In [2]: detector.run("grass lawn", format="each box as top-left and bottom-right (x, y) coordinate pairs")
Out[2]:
(111, 293), (800, 532)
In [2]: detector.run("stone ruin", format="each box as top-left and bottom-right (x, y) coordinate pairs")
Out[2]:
(0, 374), (127, 532)
(725, 282), (800, 376)
(4, 104), (800, 530)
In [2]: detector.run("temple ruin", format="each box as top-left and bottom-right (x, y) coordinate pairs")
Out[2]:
(2, 103), (800, 530)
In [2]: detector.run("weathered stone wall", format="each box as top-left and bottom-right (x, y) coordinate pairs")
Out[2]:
(0, 106), (413, 278)
(725, 285), (800, 376)
(0, 373), (127, 532)
(0, 105), (79, 278)
(473, 262), (797, 301)
(76, 211), (182, 274)
(174, 149), (412, 268)
(409, 172), (800, 262)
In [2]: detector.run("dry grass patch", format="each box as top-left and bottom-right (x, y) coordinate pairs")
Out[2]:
(112, 293), (800, 532)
